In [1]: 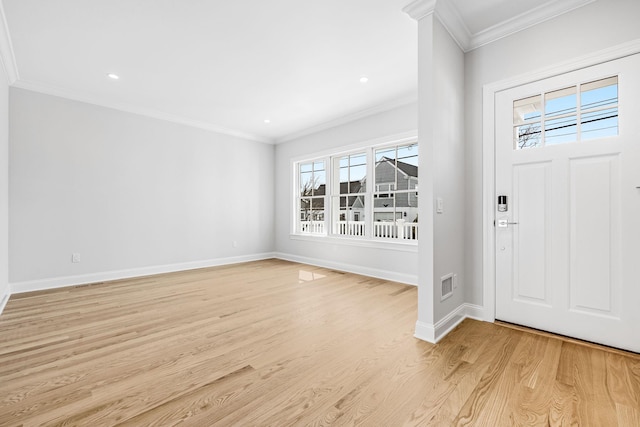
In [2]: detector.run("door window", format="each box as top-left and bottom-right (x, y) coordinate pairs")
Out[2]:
(513, 76), (618, 149)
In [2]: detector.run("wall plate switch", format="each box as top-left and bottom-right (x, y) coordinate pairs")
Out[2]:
(72, 253), (80, 263)
(436, 197), (444, 214)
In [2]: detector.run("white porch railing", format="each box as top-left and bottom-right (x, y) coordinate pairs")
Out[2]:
(399, 221), (419, 240)
(299, 221), (325, 234)
(374, 221), (396, 238)
(335, 221), (366, 236)
(374, 220), (418, 240)
(331, 220), (418, 240)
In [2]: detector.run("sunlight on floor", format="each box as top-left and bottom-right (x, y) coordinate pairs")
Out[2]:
(298, 270), (326, 283)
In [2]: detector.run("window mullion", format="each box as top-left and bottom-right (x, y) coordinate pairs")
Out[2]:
(576, 83), (582, 142)
(365, 148), (373, 239)
(541, 91), (547, 147)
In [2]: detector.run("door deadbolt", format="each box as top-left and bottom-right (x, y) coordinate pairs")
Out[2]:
(498, 195), (508, 212)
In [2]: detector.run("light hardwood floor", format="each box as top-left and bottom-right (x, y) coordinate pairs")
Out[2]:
(0, 259), (638, 426)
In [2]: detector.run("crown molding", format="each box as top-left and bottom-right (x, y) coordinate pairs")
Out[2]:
(432, 0), (471, 52)
(468, 0), (597, 51)
(0, 0), (18, 84)
(11, 78), (417, 146)
(275, 93), (417, 144)
(402, 0), (437, 21)
(403, 0), (470, 51)
(12, 79), (275, 144)
(405, 0), (596, 53)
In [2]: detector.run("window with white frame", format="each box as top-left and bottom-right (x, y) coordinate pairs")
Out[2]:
(332, 152), (366, 237)
(294, 140), (418, 242)
(373, 144), (419, 239)
(297, 160), (326, 234)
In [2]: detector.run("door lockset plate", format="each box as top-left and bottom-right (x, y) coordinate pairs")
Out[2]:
(497, 219), (518, 228)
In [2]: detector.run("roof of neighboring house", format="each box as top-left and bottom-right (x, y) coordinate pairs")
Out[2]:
(301, 181), (363, 198)
(300, 158), (417, 206)
(377, 157), (418, 178)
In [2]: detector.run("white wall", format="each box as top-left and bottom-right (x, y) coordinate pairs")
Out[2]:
(9, 89), (275, 290)
(431, 18), (465, 321)
(413, 13), (466, 342)
(0, 64), (8, 310)
(464, 0), (640, 306)
(274, 103), (419, 284)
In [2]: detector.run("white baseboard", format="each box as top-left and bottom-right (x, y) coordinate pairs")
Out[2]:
(0, 287), (9, 316)
(9, 252), (276, 294)
(414, 303), (487, 344)
(414, 320), (437, 343)
(463, 303), (486, 321)
(273, 252), (418, 286)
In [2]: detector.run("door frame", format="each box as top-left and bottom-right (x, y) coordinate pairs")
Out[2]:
(481, 39), (640, 323)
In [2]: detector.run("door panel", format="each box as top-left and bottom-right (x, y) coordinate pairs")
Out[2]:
(512, 162), (551, 304)
(495, 54), (640, 353)
(569, 155), (619, 315)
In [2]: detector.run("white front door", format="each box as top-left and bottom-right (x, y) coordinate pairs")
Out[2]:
(495, 54), (640, 353)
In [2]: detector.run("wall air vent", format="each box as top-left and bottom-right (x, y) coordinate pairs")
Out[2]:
(441, 273), (454, 301)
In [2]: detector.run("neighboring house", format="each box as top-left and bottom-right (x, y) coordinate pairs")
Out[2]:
(371, 157), (418, 223)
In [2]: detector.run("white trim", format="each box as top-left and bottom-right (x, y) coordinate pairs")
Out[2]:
(12, 81), (273, 144)
(432, 0), (470, 52)
(10, 252), (276, 294)
(0, 1), (18, 84)
(402, 0), (436, 21)
(484, 40), (640, 95)
(9, 82), (416, 147)
(482, 79), (497, 323)
(404, 0), (595, 53)
(276, 95), (417, 144)
(414, 303), (486, 344)
(469, 0), (596, 51)
(433, 304), (466, 342)
(403, 0), (469, 52)
(414, 320), (436, 343)
(290, 131), (418, 163)
(0, 288), (10, 316)
(482, 39), (640, 324)
(289, 233), (417, 253)
(464, 303), (486, 321)
(274, 251), (418, 286)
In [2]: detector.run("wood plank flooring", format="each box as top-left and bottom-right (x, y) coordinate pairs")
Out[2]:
(0, 259), (638, 426)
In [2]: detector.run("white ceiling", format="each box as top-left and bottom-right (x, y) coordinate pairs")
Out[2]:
(0, 0), (595, 143)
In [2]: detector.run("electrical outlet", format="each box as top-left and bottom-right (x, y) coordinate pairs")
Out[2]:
(72, 253), (81, 263)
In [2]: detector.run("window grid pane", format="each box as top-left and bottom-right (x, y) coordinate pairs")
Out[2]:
(334, 153), (367, 237)
(372, 143), (419, 241)
(581, 76), (618, 140)
(298, 160), (326, 234)
(513, 76), (619, 149)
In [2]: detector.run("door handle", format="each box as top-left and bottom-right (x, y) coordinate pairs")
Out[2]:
(497, 219), (518, 228)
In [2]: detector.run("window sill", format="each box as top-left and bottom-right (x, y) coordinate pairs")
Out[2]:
(289, 233), (418, 253)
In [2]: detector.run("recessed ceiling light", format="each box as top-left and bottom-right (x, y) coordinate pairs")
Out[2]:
(359, 76), (369, 84)
(107, 73), (120, 80)
(264, 119), (271, 124)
